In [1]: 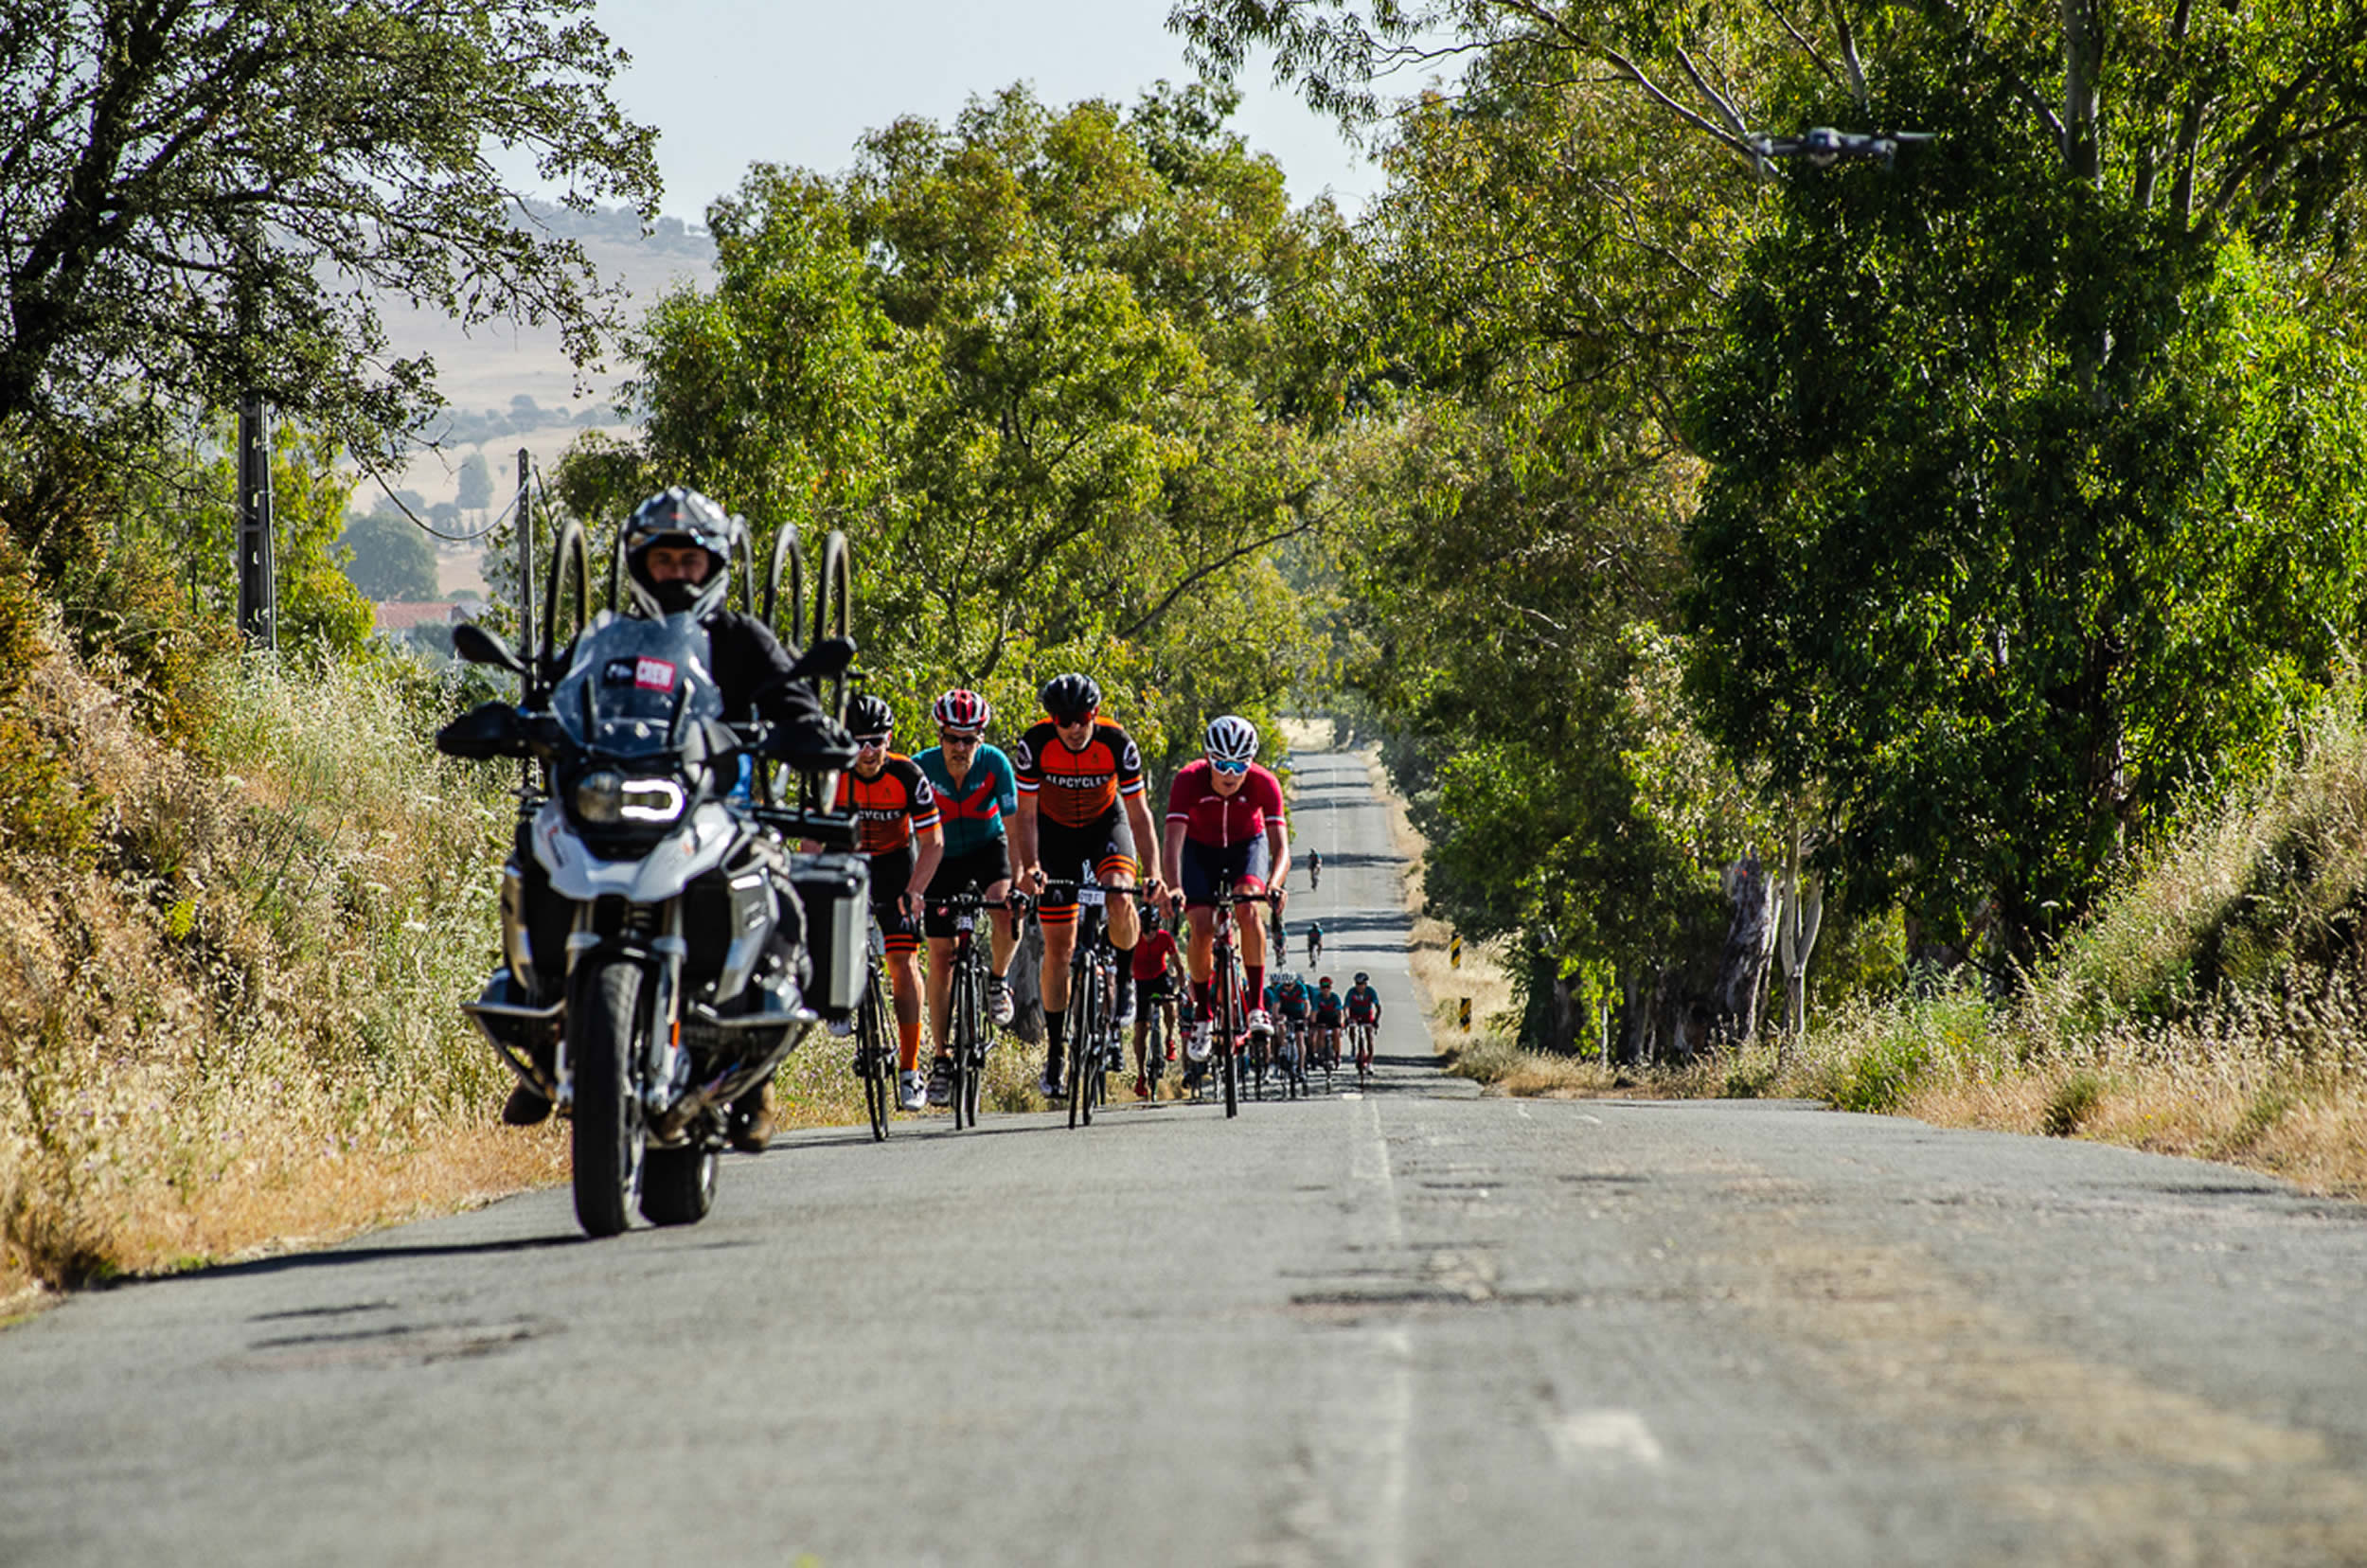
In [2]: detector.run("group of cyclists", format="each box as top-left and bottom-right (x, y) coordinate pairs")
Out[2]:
(828, 668), (1384, 1114)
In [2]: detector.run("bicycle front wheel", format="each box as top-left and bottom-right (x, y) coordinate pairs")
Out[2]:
(858, 970), (891, 1142)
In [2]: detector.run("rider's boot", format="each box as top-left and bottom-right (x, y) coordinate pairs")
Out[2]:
(727, 1081), (775, 1153)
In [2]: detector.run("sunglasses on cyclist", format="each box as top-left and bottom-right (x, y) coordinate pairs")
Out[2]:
(939, 731), (981, 747)
(1209, 757), (1250, 775)
(853, 734), (891, 751)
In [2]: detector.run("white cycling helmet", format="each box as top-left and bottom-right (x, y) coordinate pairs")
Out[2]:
(1204, 714), (1258, 763)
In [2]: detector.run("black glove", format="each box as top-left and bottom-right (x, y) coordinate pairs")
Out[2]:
(765, 712), (859, 771)
(436, 702), (525, 760)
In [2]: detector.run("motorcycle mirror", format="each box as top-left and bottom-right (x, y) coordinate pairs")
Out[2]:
(789, 635), (857, 684)
(453, 620), (528, 675)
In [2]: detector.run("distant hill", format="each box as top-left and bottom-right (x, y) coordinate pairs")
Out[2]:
(370, 203), (717, 530)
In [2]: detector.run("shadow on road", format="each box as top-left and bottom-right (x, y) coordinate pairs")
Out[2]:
(168, 1232), (585, 1288)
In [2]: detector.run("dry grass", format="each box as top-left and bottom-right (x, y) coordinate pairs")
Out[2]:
(1363, 716), (2367, 1193)
(0, 636), (554, 1304)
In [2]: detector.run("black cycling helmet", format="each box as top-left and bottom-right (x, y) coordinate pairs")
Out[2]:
(1354, 971), (1369, 986)
(621, 487), (739, 620)
(846, 693), (895, 739)
(1041, 672), (1100, 723)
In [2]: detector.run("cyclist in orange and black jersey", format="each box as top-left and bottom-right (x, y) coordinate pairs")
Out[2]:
(1010, 672), (1165, 1099)
(835, 694), (944, 1112)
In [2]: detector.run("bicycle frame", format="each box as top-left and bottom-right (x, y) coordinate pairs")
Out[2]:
(930, 890), (1011, 1130)
(1192, 879), (1276, 1119)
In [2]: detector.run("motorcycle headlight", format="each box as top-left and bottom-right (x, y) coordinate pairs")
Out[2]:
(573, 770), (685, 828)
(573, 769), (624, 824)
(617, 776), (686, 823)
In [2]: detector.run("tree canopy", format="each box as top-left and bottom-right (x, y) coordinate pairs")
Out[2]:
(560, 82), (1355, 765)
(0, 0), (659, 461)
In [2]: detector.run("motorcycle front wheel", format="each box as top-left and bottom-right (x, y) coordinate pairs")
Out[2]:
(572, 958), (648, 1238)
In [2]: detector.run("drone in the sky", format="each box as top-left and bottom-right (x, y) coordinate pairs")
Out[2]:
(1746, 127), (1936, 177)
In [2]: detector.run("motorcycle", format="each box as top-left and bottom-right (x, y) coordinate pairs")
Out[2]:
(437, 612), (863, 1237)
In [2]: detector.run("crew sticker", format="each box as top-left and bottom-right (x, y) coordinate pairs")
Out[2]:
(601, 656), (678, 690)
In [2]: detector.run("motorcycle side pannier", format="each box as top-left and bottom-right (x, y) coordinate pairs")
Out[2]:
(791, 852), (871, 1017)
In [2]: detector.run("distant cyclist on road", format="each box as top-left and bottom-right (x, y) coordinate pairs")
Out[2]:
(1306, 920), (1324, 966)
(1129, 907), (1183, 1097)
(1164, 714), (1290, 1059)
(1311, 976), (1344, 1067)
(1345, 971), (1382, 1071)
(1307, 847), (1322, 890)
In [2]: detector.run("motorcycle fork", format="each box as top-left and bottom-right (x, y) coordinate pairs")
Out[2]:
(557, 899), (685, 1115)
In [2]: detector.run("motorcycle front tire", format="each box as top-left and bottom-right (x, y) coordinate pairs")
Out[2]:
(572, 958), (648, 1238)
(640, 1144), (718, 1225)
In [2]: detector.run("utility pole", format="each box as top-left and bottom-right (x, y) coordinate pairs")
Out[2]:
(235, 394), (276, 650)
(513, 447), (534, 698)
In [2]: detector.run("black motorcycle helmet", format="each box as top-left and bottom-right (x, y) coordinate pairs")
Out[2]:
(622, 487), (738, 620)
(1041, 672), (1100, 724)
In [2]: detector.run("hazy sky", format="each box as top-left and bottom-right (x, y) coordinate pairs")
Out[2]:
(584, 0), (1380, 220)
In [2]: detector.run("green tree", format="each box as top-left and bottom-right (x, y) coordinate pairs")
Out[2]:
(455, 454), (493, 515)
(0, 0), (659, 462)
(564, 83), (1357, 765)
(340, 509), (440, 602)
(1180, 0), (2367, 967)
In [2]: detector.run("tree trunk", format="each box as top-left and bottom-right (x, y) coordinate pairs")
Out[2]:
(1710, 852), (1779, 1049)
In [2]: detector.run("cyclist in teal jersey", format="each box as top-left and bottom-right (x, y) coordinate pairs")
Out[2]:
(916, 689), (1021, 1106)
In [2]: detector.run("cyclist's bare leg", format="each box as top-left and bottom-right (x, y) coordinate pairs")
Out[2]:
(985, 877), (1016, 978)
(1104, 869), (1141, 950)
(1237, 900), (1269, 969)
(1184, 904), (1218, 983)
(886, 948), (927, 1072)
(1040, 918), (1077, 1017)
(925, 935), (957, 1054)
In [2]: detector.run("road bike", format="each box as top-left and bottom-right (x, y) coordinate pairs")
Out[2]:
(1038, 880), (1137, 1129)
(1277, 1014), (1309, 1100)
(1185, 879), (1278, 1118)
(1308, 1020), (1338, 1092)
(1348, 1018), (1376, 1087)
(1138, 980), (1170, 1102)
(928, 889), (1008, 1130)
(850, 917), (895, 1140)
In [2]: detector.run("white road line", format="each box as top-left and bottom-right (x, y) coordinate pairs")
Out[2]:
(1543, 1409), (1666, 1469)
(1372, 1325), (1415, 1568)
(1350, 1093), (1415, 1568)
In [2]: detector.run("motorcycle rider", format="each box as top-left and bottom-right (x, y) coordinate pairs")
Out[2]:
(500, 486), (845, 1152)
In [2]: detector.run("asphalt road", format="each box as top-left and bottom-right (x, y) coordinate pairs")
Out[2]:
(5, 749), (2365, 1567)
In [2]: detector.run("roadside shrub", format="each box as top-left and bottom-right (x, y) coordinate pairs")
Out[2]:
(1818, 1033), (1934, 1114)
(2040, 1071), (2105, 1136)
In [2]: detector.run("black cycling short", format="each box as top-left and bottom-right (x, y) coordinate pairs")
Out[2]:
(923, 838), (1013, 939)
(1180, 835), (1271, 908)
(1036, 812), (1136, 925)
(867, 845), (921, 953)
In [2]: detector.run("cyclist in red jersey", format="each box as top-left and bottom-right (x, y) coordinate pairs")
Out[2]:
(835, 694), (944, 1112)
(1129, 908), (1183, 1096)
(1162, 714), (1289, 1060)
(1010, 673), (1166, 1099)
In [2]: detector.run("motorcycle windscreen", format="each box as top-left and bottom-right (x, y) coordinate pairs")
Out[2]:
(550, 614), (725, 757)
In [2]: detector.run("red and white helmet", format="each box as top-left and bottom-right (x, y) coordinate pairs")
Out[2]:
(1203, 714), (1258, 763)
(933, 687), (991, 732)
